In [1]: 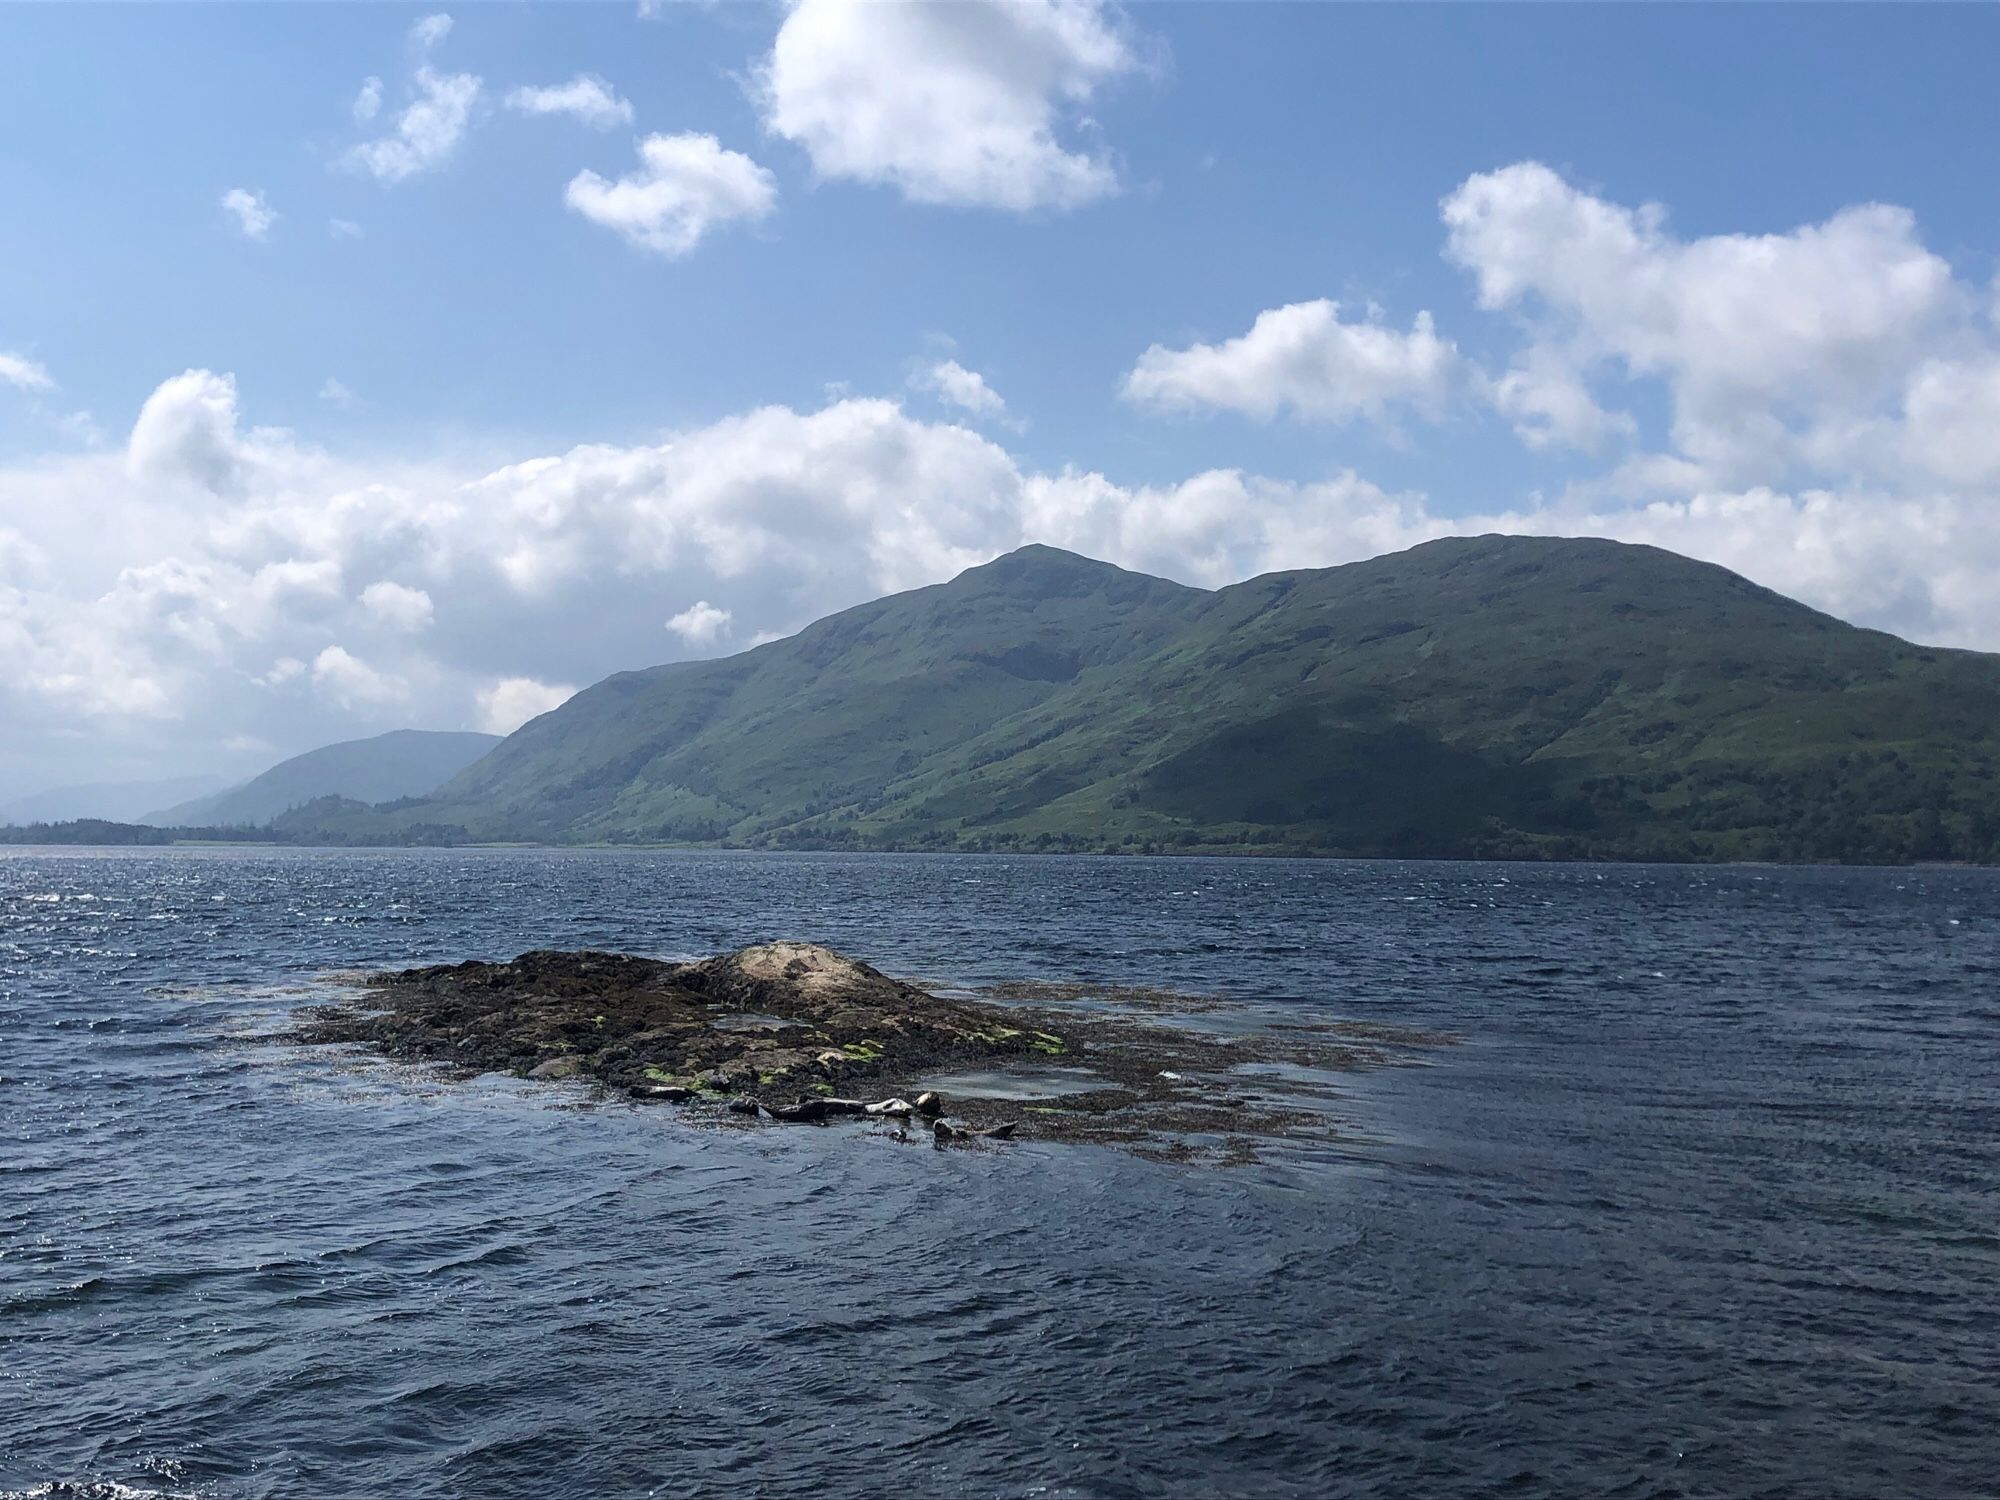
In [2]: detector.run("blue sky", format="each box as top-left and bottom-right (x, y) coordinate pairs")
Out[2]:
(3, 2), (1999, 797)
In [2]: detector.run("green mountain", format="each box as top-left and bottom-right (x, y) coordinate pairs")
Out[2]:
(148, 729), (501, 828)
(297, 538), (2000, 863)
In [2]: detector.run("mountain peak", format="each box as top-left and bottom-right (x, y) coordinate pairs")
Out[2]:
(953, 544), (1206, 600)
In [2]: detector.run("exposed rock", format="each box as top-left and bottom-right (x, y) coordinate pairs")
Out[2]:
(289, 941), (1452, 1162)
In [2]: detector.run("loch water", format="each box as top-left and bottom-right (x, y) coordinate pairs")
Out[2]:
(3, 849), (1996, 1499)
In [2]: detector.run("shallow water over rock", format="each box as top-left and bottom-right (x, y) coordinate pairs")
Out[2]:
(4, 848), (1997, 1499)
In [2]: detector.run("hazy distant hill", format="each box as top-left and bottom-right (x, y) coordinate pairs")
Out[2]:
(292, 538), (2000, 864)
(148, 730), (501, 828)
(2, 774), (229, 828)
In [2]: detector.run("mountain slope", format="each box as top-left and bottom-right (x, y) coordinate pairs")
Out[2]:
(149, 730), (501, 827)
(3, 774), (229, 827)
(386, 545), (1200, 841)
(305, 538), (2000, 863)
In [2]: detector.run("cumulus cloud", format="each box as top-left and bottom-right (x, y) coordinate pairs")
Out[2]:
(1442, 162), (1964, 486)
(479, 676), (576, 734)
(360, 580), (435, 632)
(220, 188), (276, 241)
(0, 351), (54, 392)
(564, 133), (777, 257)
(319, 378), (357, 407)
(1488, 347), (1636, 453)
(343, 16), (481, 184)
(353, 77), (384, 124)
(758, 0), (1139, 212)
(1123, 300), (1463, 424)
(311, 645), (404, 709)
(126, 370), (253, 494)
(915, 359), (1008, 419)
(665, 599), (732, 646)
(505, 74), (633, 129)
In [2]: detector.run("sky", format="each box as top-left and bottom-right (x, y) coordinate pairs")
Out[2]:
(3, 1), (1999, 797)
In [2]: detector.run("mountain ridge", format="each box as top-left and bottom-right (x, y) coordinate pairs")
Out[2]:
(148, 729), (502, 828)
(282, 536), (2000, 864)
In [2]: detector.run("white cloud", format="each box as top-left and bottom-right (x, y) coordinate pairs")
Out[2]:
(126, 370), (252, 494)
(343, 18), (480, 185)
(915, 359), (1008, 419)
(319, 378), (357, 407)
(1123, 300), (1462, 425)
(1488, 347), (1636, 453)
(506, 74), (633, 129)
(758, 0), (1139, 212)
(0, 351), (54, 392)
(311, 645), (404, 709)
(665, 599), (732, 646)
(1442, 162), (1963, 486)
(360, 580), (435, 632)
(330, 218), (365, 239)
(1897, 354), (2000, 489)
(220, 188), (276, 241)
(410, 13), (453, 52)
(564, 133), (777, 257)
(478, 675), (576, 734)
(353, 76), (384, 123)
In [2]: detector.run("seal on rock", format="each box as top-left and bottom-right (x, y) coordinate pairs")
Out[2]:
(628, 1082), (695, 1102)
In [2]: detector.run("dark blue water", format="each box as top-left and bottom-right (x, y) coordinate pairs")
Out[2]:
(3, 850), (1996, 1499)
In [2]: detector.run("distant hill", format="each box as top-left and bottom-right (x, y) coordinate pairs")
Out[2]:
(3, 774), (229, 827)
(295, 537), (2000, 864)
(148, 730), (501, 828)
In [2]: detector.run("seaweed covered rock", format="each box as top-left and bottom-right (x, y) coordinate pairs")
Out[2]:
(299, 942), (1064, 1101)
(292, 941), (1450, 1161)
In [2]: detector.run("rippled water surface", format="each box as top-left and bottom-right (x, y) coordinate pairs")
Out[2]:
(4, 849), (1997, 1498)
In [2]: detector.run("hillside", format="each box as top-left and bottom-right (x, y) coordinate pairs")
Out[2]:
(3, 774), (229, 827)
(149, 730), (501, 828)
(296, 538), (2000, 863)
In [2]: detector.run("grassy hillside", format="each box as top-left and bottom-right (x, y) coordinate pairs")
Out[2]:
(150, 729), (501, 828)
(299, 538), (2000, 863)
